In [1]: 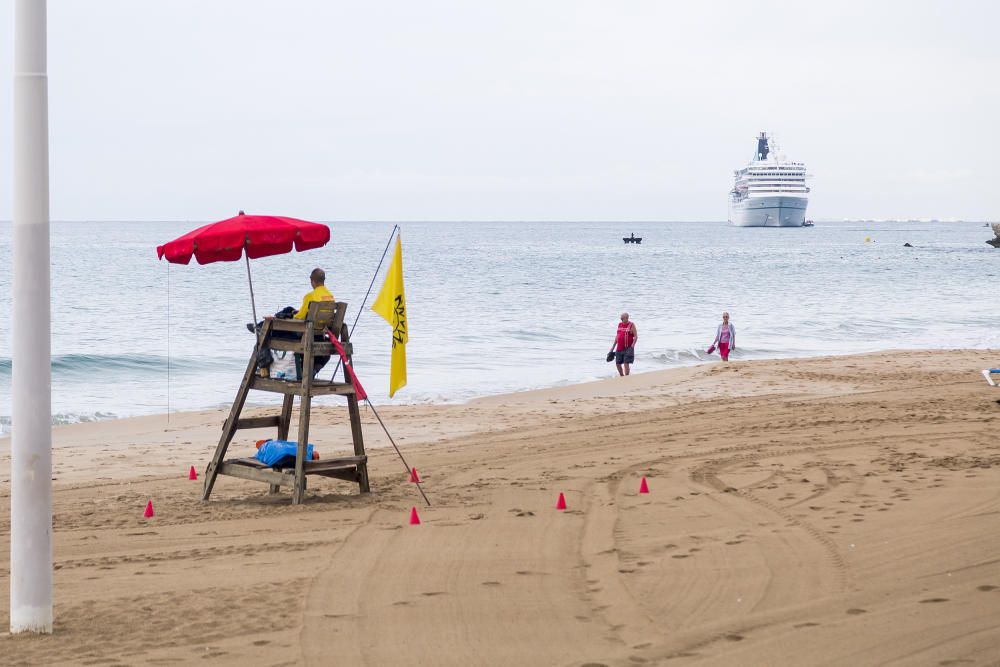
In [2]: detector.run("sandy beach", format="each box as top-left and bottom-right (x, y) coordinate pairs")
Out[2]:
(3, 349), (1000, 665)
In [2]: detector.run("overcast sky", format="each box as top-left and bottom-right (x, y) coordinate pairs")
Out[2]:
(1, 1), (997, 221)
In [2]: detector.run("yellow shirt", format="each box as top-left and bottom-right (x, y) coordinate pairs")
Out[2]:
(294, 285), (335, 319)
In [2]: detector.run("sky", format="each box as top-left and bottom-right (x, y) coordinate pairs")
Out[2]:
(0, 1), (997, 221)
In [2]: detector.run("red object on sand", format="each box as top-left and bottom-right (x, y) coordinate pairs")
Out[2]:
(156, 214), (330, 265)
(143, 500), (155, 518)
(188, 466), (198, 480)
(556, 492), (567, 510)
(409, 467), (421, 483)
(639, 477), (649, 494)
(409, 507), (421, 525)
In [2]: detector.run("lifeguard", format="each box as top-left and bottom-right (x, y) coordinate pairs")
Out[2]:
(294, 268), (335, 319)
(292, 268), (335, 379)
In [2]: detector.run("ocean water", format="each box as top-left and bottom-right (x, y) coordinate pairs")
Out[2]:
(1, 220), (998, 434)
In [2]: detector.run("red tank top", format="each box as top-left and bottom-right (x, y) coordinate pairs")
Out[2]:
(616, 321), (635, 348)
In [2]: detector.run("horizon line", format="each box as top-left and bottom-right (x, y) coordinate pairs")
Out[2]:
(0, 218), (990, 225)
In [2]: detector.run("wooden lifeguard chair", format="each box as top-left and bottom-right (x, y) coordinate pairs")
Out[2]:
(201, 300), (369, 504)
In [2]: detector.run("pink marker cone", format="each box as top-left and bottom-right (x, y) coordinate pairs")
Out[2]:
(143, 500), (155, 518)
(409, 507), (421, 525)
(556, 492), (567, 510)
(409, 467), (421, 483)
(188, 466), (198, 481)
(639, 477), (649, 494)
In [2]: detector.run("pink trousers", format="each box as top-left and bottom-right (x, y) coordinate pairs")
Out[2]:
(719, 342), (730, 361)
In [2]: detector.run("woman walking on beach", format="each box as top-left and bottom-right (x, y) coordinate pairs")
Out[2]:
(708, 312), (736, 361)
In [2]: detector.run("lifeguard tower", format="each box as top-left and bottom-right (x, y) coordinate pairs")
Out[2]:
(201, 300), (369, 504)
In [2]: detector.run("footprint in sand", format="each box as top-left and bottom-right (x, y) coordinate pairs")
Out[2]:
(846, 608), (867, 615)
(920, 598), (949, 603)
(794, 622), (820, 628)
(977, 585), (997, 592)
(481, 581), (501, 587)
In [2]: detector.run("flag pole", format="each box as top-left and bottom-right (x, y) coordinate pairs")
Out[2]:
(364, 398), (430, 506)
(328, 223), (398, 381)
(11, 0), (54, 634)
(348, 224), (399, 338)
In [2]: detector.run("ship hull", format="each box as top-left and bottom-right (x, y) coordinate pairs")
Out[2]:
(729, 195), (808, 227)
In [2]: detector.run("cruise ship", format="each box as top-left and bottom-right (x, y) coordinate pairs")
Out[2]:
(729, 132), (809, 227)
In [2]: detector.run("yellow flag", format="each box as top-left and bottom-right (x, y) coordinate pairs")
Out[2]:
(371, 235), (407, 396)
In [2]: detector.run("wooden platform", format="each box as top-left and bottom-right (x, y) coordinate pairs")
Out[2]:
(201, 300), (370, 504)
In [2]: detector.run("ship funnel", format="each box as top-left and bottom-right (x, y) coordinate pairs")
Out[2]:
(756, 132), (769, 161)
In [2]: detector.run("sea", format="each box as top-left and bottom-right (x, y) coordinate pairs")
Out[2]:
(1, 220), (999, 435)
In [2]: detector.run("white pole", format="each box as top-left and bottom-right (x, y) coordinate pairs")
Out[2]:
(10, 0), (53, 634)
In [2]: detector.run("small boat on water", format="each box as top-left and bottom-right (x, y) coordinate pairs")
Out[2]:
(803, 219), (815, 227)
(623, 233), (642, 244)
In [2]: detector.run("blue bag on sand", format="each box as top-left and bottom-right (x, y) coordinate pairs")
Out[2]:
(255, 440), (314, 467)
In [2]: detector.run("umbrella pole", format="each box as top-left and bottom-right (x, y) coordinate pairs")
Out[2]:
(245, 253), (259, 334)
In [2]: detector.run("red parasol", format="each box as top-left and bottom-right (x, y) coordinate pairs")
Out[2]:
(156, 213), (330, 265)
(157, 212), (331, 328)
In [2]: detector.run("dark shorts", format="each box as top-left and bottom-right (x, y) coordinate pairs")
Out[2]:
(615, 346), (635, 364)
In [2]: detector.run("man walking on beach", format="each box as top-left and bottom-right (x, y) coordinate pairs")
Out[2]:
(613, 312), (638, 376)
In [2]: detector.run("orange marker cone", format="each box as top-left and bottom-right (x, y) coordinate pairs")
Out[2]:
(409, 467), (421, 483)
(639, 477), (649, 494)
(143, 500), (155, 518)
(409, 507), (421, 525)
(556, 492), (567, 510)
(188, 466), (198, 481)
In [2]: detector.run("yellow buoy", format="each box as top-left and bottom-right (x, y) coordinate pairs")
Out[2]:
(864, 236), (872, 243)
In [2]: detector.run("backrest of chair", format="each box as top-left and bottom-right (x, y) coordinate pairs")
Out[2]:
(306, 300), (347, 334)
